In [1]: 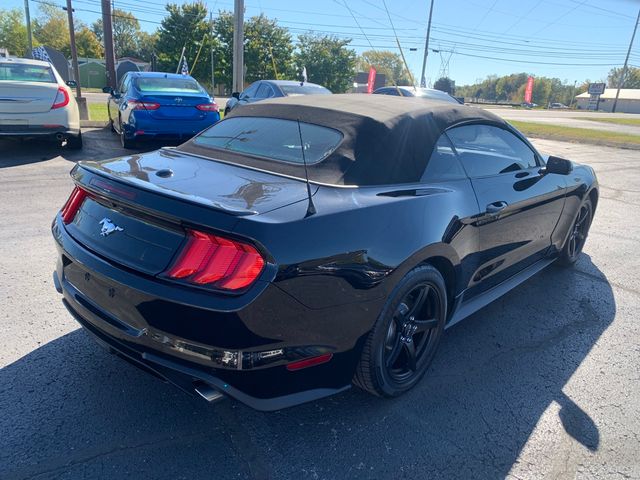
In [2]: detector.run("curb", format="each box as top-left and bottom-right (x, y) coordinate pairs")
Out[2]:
(81, 120), (108, 128)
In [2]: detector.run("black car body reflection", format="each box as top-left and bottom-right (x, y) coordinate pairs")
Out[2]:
(52, 95), (598, 410)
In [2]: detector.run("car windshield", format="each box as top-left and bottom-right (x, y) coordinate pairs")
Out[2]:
(135, 77), (202, 93)
(193, 117), (342, 164)
(279, 84), (332, 96)
(0, 64), (56, 83)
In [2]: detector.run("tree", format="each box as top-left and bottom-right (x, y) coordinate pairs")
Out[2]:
(75, 27), (103, 59)
(136, 31), (158, 63)
(433, 77), (455, 94)
(92, 9), (141, 59)
(155, 3), (219, 83)
(0, 9), (30, 56)
(356, 50), (410, 85)
(244, 14), (295, 82)
(32, 4), (69, 55)
(607, 67), (640, 89)
(213, 11), (294, 90)
(295, 33), (356, 93)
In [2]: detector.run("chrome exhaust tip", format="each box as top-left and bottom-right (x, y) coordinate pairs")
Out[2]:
(193, 381), (225, 403)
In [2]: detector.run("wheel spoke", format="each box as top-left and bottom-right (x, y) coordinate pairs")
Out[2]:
(403, 341), (417, 372)
(386, 336), (403, 368)
(407, 285), (429, 318)
(414, 317), (439, 333)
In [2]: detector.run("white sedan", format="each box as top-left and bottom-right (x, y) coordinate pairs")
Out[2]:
(0, 57), (82, 149)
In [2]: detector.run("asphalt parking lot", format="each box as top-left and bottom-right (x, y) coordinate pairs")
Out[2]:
(1, 128), (639, 479)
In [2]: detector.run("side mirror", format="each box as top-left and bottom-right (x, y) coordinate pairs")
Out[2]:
(66, 80), (77, 88)
(232, 92), (240, 99)
(545, 155), (573, 175)
(102, 86), (113, 94)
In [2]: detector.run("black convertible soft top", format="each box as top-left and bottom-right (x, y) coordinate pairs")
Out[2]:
(179, 94), (508, 186)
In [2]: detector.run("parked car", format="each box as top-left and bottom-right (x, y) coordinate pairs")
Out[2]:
(0, 57), (82, 149)
(52, 94), (598, 410)
(104, 72), (220, 149)
(373, 86), (461, 104)
(520, 102), (538, 109)
(224, 80), (332, 115)
(549, 102), (569, 109)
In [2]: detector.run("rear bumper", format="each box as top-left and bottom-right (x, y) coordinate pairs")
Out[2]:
(124, 112), (220, 140)
(0, 124), (80, 137)
(51, 214), (359, 410)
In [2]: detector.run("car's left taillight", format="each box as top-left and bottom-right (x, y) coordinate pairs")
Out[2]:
(164, 229), (265, 291)
(60, 186), (88, 224)
(195, 103), (219, 112)
(51, 87), (70, 110)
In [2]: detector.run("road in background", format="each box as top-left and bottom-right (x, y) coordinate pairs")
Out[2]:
(1, 130), (639, 479)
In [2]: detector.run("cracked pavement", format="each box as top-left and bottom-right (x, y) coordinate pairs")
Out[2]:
(1, 130), (639, 479)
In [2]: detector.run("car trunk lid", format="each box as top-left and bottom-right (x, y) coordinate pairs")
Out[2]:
(64, 148), (309, 275)
(0, 81), (58, 114)
(140, 92), (212, 121)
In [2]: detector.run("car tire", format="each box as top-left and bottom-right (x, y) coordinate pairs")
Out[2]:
(353, 264), (447, 398)
(224, 106), (230, 117)
(109, 119), (116, 133)
(120, 130), (136, 149)
(558, 198), (593, 266)
(65, 132), (83, 150)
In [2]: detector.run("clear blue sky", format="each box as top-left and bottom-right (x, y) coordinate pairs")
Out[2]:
(7, 0), (640, 86)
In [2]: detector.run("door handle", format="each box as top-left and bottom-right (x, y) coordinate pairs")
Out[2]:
(486, 201), (508, 214)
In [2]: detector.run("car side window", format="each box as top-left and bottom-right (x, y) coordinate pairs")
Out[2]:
(119, 75), (130, 94)
(256, 83), (274, 98)
(422, 135), (467, 182)
(242, 82), (260, 99)
(446, 124), (539, 178)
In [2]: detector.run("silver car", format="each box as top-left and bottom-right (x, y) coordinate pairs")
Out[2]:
(0, 57), (82, 149)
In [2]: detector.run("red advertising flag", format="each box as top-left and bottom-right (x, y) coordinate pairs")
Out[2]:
(367, 66), (376, 94)
(524, 76), (534, 104)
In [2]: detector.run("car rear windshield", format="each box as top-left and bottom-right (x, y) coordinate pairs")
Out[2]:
(134, 77), (202, 93)
(193, 117), (343, 164)
(280, 84), (332, 96)
(0, 64), (55, 83)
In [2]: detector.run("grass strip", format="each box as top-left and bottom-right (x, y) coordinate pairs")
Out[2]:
(510, 120), (640, 149)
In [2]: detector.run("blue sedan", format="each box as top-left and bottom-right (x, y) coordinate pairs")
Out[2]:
(105, 72), (220, 149)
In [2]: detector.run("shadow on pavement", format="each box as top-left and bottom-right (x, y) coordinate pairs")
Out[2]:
(0, 128), (154, 169)
(0, 254), (615, 479)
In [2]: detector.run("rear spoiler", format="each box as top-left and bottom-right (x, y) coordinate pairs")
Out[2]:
(74, 163), (258, 217)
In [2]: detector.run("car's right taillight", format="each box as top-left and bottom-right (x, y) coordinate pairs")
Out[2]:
(165, 229), (265, 291)
(60, 186), (88, 224)
(51, 87), (70, 109)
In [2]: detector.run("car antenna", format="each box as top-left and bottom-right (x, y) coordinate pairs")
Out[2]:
(296, 118), (316, 218)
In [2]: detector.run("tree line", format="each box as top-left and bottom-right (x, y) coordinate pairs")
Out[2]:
(2, 3), (639, 96)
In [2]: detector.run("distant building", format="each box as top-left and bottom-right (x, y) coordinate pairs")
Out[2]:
(575, 88), (640, 113)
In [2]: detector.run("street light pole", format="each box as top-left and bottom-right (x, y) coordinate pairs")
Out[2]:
(101, 0), (117, 90)
(65, 0), (88, 119)
(232, 0), (244, 94)
(419, 0), (435, 88)
(612, 7), (640, 113)
(24, 0), (33, 53)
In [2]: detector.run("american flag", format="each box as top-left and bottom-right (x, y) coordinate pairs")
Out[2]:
(181, 58), (189, 75)
(32, 46), (52, 63)
(301, 66), (307, 85)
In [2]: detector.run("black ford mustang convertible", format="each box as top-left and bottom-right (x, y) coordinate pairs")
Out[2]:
(52, 95), (598, 410)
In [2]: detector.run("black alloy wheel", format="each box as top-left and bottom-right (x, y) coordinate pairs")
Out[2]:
(559, 199), (593, 266)
(354, 264), (447, 397)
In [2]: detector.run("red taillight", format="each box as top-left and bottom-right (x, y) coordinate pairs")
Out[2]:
(286, 353), (333, 371)
(166, 230), (265, 291)
(196, 103), (219, 112)
(60, 186), (88, 224)
(51, 87), (70, 110)
(128, 100), (160, 110)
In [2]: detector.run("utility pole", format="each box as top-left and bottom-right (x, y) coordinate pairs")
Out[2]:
(24, 0), (33, 53)
(210, 11), (215, 94)
(232, 0), (244, 93)
(101, 0), (117, 90)
(613, 7), (640, 113)
(65, 0), (88, 119)
(420, 0), (435, 88)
